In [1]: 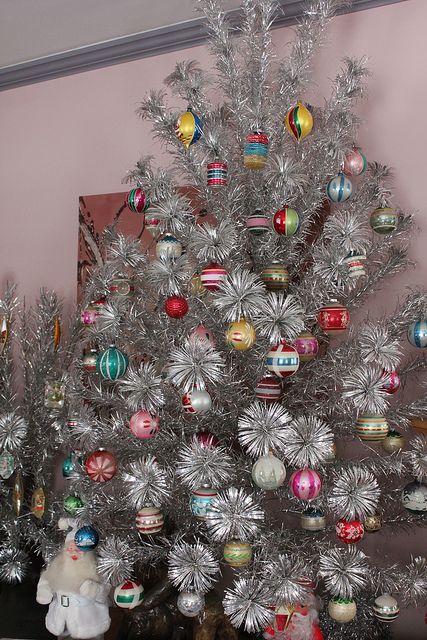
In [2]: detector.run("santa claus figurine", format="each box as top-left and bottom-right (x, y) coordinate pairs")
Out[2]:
(36, 518), (111, 639)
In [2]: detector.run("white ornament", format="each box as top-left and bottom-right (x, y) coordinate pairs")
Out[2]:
(251, 453), (286, 490)
(177, 591), (205, 617)
(328, 598), (357, 623)
(182, 389), (212, 414)
(373, 594), (399, 621)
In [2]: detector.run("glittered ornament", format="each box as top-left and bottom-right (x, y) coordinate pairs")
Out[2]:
(82, 347), (99, 373)
(136, 506), (164, 534)
(301, 507), (326, 531)
(408, 320), (427, 348)
(225, 319), (256, 351)
(223, 540), (252, 567)
(175, 108), (203, 148)
(145, 217), (161, 237)
(355, 414), (389, 442)
(370, 207), (398, 234)
(402, 480), (427, 513)
(109, 277), (135, 297)
(244, 132), (269, 169)
(189, 325), (215, 348)
(266, 342), (299, 378)
(252, 453), (286, 490)
(344, 251), (366, 280)
(364, 513), (382, 532)
(272, 205), (299, 236)
(246, 210), (271, 235)
(317, 301), (350, 335)
(156, 233), (183, 260)
(328, 598), (357, 623)
(74, 526), (99, 552)
(129, 410), (160, 439)
(44, 379), (65, 409)
(190, 274), (207, 297)
(260, 264), (289, 291)
(126, 187), (149, 213)
(13, 471), (24, 516)
(326, 173), (353, 203)
(53, 317), (61, 350)
(177, 591), (205, 617)
(195, 430), (219, 448)
(285, 102), (313, 142)
(335, 518), (364, 544)
(382, 430), (404, 453)
(64, 495), (84, 516)
(292, 333), (319, 362)
(255, 376), (282, 403)
(207, 161), (227, 187)
(381, 370), (400, 394)
(289, 468), (322, 501)
(85, 450), (117, 482)
(182, 389), (212, 414)
(342, 147), (367, 176)
(97, 346), (128, 381)
(190, 486), (218, 519)
(114, 580), (144, 609)
(200, 263), (227, 291)
(164, 295), (189, 319)
(31, 487), (45, 520)
(81, 303), (99, 325)
(0, 451), (15, 479)
(373, 594), (399, 622)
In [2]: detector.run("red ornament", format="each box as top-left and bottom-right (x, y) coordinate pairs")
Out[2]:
(164, 295), (189, 318)
(129, 410), (160, 439)
(381, 370), (401, 394)
(318, 301), (350, 335)
(85, 450), (117, 482)
(272, 205), (299, 236)
(255, 376), (282, 403)
(335, 518), (364, 544)
(195, 430), (219, 448)
(200, 263), (228, 291)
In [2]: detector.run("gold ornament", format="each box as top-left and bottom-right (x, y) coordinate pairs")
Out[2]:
(13, 471), (24, 516)
(364, 513), (382, 532)
(31, 487), (46, 519)
(382, 430), (405, 454)
(225, 319), (256, 351)
(53, 316), (61, 350)
(223, 541), (252, 567)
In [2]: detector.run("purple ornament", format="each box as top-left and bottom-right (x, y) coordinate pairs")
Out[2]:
(292, 333), (319, 362)
(289, 468), (322, 501)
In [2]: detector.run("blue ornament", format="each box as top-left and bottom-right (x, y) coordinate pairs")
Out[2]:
(97, 346), (129, 381)
(190, 487), (217, 520)
(326, 173), (353, 203)
(62, 456), (75, 478)
(407, 320), (427, 348)
(74, 525), (99, 551)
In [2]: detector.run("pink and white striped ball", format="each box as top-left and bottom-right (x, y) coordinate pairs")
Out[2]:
(266, 342), (300, 378)
(289, 468), (322, 501)
(129, 410), (160, 439)
(200, 263), (228, 291)
(136, 506), (164, 534)
(85, 450), (117, 482)
(189, 325), (216, 348)
(255, 376), (282, 402)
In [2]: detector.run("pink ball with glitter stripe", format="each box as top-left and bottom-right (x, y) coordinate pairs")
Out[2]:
(289, 468), (322, 501)
(200, 263), (228, 291)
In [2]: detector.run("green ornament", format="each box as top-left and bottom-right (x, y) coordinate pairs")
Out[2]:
(64, 495), (84, 516)
(96, 346), (129, 381)
(369, 207), (398, 235)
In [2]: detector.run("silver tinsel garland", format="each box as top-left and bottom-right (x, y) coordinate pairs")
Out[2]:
(205, 487), (264, 541)
(328, 466), (380, 520)
(252, 293), (305, 343)
(223, 577), (274, 633)
(263, 553), (311, 605)
(283, 415), (333, 468)
(213, 270), (266, 322)
(176, 438), (234, 489)
(96, 536), (135, 585)
(238, 401), (293, 458)
(120, 362), (165, 413)
(167, 339), (225, 391)
(318, 546), (370, 599)
(0, 413), (27, 452)
(168, 540), (220, 593)
(123, 456), (170, 508)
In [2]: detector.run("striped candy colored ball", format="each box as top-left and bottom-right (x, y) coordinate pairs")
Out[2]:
(407, 320), (427, 348)
(260, 264), (289, 291)
(326, 173), (353, 203)
(136, 506), (164, 534)
(190, 486), (217, 519)
(85, 450), (117, 482)
(223, 541), (252, 567)
(344, 250), (366, 279)
(373, 594), (399, 622)
(97, 346), (128, 381)
(292, 332), (319, 362)
(126, 188), (148, 213)
(266, 342), (299, 378)
(318, 302), (350, 335)
(355, 414), (389, 441)
(246, 211), (271, 235)
(284, 102), (313, 142)
(342, 147), (367, 176)
(370, 207), (398, 235)
(272, 206), (299, 236)
(200, 263), (227, 291)
(207, 161), (227, 187)
(244, 132), (269, 170)
(156, 234), (182, 260)
(175, 109), (202, 148)
(289, 468), (321, 501)
(114, 580), (145, 609)
(255, 376), (282, 402)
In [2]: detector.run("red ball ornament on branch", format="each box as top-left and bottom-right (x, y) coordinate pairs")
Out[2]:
(381, 370), (401, 394)
(335, 518), (364, 544)
(196, 430), (219, 448)
(272, 205), (299, 236)
(164, 295), (189, 319)
(318, 301), (350, 335)
(85, 450), (117, 482)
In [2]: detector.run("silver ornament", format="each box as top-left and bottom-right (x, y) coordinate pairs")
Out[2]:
(177, 590), (205, 617)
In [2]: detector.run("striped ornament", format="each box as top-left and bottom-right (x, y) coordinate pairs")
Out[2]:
(225, 319), (256, 351)
(200, 263), (227, 291)
(175, 109), (202, 148)
(326, 173), (353, 203)
(289, 468), (322, 501)
(300, 507), (326, 531)
(284, 102), (313, 142)
(114, 580), (145, 609)
(126, 188), (149, 213)
(136, 506), (164, 534)
(156, 234), (182, 260)
(260, 264), (289, 291)
(223, 541), (252, 567)
(355, 414), (389, 441)
(370, 207), (398, 235)
(344, 250), (366, 279)
(129, 410), (160, 439)
(292, 332), (319, 362)
(266, 342), (299, 378)
(373, 595), (400, 622)
(97, 346), (128, 380)
(85, 450), (117, 482)
(342, 147), (367, 176)
(255, 376), (282, 402)
(318, 302), (350, 335)
(207, 161), (227, 187)
(407, 320), (427, 348)
(272, 205), (299, 236)
(243, 132), (269, 170)
(190, 486), (217, 519)
(246, 211), (271, 235)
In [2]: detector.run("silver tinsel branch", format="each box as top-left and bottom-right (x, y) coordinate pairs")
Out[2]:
(318, 546), (370, 599)
(0, 412), (27, 452)
(223, 577), (274, 633)
(168, 540), (220, 593)
(0, 548), (29, 584)
(328, 466), (380, 520)
(238, 402), (293, 458)
(205, 487), (264, 541)
(400, 557), (427, 607)
(252, 293), (305, 343)
(263, 553), (311, 605)
(120, 362), (165, 413)
(176, 438), (234, 489)
(405, 435), (427, 482)
(188, 220), (238, 263)
(283, 415), (334, 468)
(96, 536), (135, 585)
(167, 339), (225, 391)
(213, 270), (266, 322)
(123, 456), (170, 508)
(342, 365), (389, 414)
(358, 323), (402, 372)
(146, 255), (191, 296)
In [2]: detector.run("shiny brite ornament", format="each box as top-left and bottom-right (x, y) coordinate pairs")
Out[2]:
(189, 325), (215, 348)
(285, 102), (313, 142)
(207, 161), (227, 187)
(177, 591), (205, 617)
(145, 217), (160, 237)
(326, 173), (353, 203)
(373, 594), (400, 622)
(272, 205), (299, 236)
(335, 518), (364, 544)
(244, 132), (269, 170)
(252, 453), (286, 490)
(364, 513), (382, 532)
(225, 319), (256, 351)
(164, 295), (189, 319)
(156, 233), (182, 260)
(381, 370), (400, 394)
(136, 506), (164, 534)
(318, 301), (350, 335)
(355, 414), (389, 442)
(300, 507), (326, 531)
(175, 108), (202, 148)
(246, 210), (271, 235)
(255, 376), (282, 402)
(81, 303), (98, 325)
(85, 450), (117, 482)
(195, 430), (219, 448)
(109, 277), (134, 297)
(266, 342), (299, 378)
(293, 333), (319, 362)
(289, 468), (322, 501)
(408, 320), (427, 348)
(97, 346), (128, 381)
(74, 525), (99, 552)
(62, 456), (75, 478)
(370, 207), (398, 235)
(402, 480), (427, 513)
(126, 188), (149, 213)
(342, 147), (367, 176)
(382, 430), (405, 453)
(114, 580), (144, 610)
(260, 264), (289, 291)
(63, 495), (84, 516)
(328, 598), (357, 623)
(200, 263), (227, 291)
(82, 348), (98, 373)
(190, 486), (217, 519)
(129, 410), (160, 439)
(223, 541), (252, 567)
(182, 389), (212, 414)
(344, 250), (366, 280)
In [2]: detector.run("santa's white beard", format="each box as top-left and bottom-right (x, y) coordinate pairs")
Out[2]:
(44, 550), (100, 594)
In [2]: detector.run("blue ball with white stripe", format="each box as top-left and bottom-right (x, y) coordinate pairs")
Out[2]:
(408, 320), (427, 348)
(97, 346), (129, 380)
(326, 173), (353, 203)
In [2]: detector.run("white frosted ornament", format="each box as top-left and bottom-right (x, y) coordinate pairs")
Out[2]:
(177, 591), (205, 617)
(114, 580), (144, 609)
(328, 598), (357, 623)
(373, 594), (400, 622)
(156, 233), (182, 260)
(181, 389), (212, 414)
(252, 453), (286, 490)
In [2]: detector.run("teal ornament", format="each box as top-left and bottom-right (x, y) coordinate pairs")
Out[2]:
(326, 173), (353, 203)
(62, 455), (75, 478)
(75, 525), (99, 551)
(97, 346), (129, 381)
(407, 320), (427, 348)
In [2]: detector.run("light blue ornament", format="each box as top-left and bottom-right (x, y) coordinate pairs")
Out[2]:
(74, 525), (99, 551)
(407, 320), (427, 348)
(326, 173), (353, 203)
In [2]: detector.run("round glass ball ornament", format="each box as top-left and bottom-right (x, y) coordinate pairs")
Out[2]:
(223, 540), (252, 567)
(255, 376), (282, 403)
(207, 161), (227, 187)
(272, 205), (300, 236)
(63, 495), (84, 516)
(328, 598), (357, 623)
(164, 295), (189, 319)
(182, 389), (212, 414)
(189, 273), (207, 298)
(402, 480), (427, 513)
(364, 513), (382, 532)
(109, 277), (135, 297)
(335, 518), (364, 544)
(136, 506), (164, 534)
(373, 594), (400, 622)
(81, 303), (99, 326)
(114, 580), (145, 609)
(195, 430), (219, 448)
(175, 108), (202, 148)
(190, 486), (217, 519)
(292, 332), (319, 362)
(342, 147), (367, 176)
(301, 507), (326, 532)
(189, 325), (215, 348)
(381, 370), (401, 394)
(355, 414), (389, 442)
(252, 453), (286, 490)
(344, 250), (367, 280)
(85, 450), (117, 482)
(177, 591), (205, 618)
(156, 233), (182, 260)
(74, 525), (99, 552)
(82, 348), (98, 373)
(260, 264), (289, 291)
(370, 207), (398, 235)
(266, 342), (299, 378)
(129, 410), (160, 439)
(318, 301), (350, 335)
(326, 173), (353, 203)
(246, 210), (271, 235)
(97, 346), (128, 381)
(289, 468), (321, 501)
(243, 132), (269, 170)
(407, 320), (427, 348)
(382, 430), (405, 453)
(284, 102), (313, 142)
(200, 263), (227, 291)
(62, 455), (76, 478)
(126, 188), (149, 213)
(225, 319), (256, 351)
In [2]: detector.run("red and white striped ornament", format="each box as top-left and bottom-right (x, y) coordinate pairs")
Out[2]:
(266, 342), (300, 378)
(136, 506), (164, 534)
(207, 161), (228, 187)
(289, 468), (322, 501)
(255, 376), (282, 403)
(129, 410), (160, 439)
(85, 450), (117, 482)
(200, 263), (227, 291)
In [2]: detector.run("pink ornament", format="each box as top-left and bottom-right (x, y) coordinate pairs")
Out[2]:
(129, 410), (160, 439)
(292, 333), (319, 362)
(189, 325), (216, 348)
(80, 304), (98, 325)
(335, 518), (364, 544)
(289, 468), (322, 501)
(85, 450), (117, 482)
(195, 430), (219, 448)
(342, 148), (367, 177)
(200, 263), (227, 291)
(255, 376), (282, 402)
(381, 370), (401, 394)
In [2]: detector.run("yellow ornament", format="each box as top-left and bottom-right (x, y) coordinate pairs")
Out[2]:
(175, 109), (202, 149)
(31, 487), (46, 519)
(225, 319), (256, 351)
(284, 102), (313, 142)
(190, 273), (207, 298)
(223, 541), (252, 567)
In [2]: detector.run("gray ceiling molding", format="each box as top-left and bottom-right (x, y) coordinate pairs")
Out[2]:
(0, 0), (406, 92)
